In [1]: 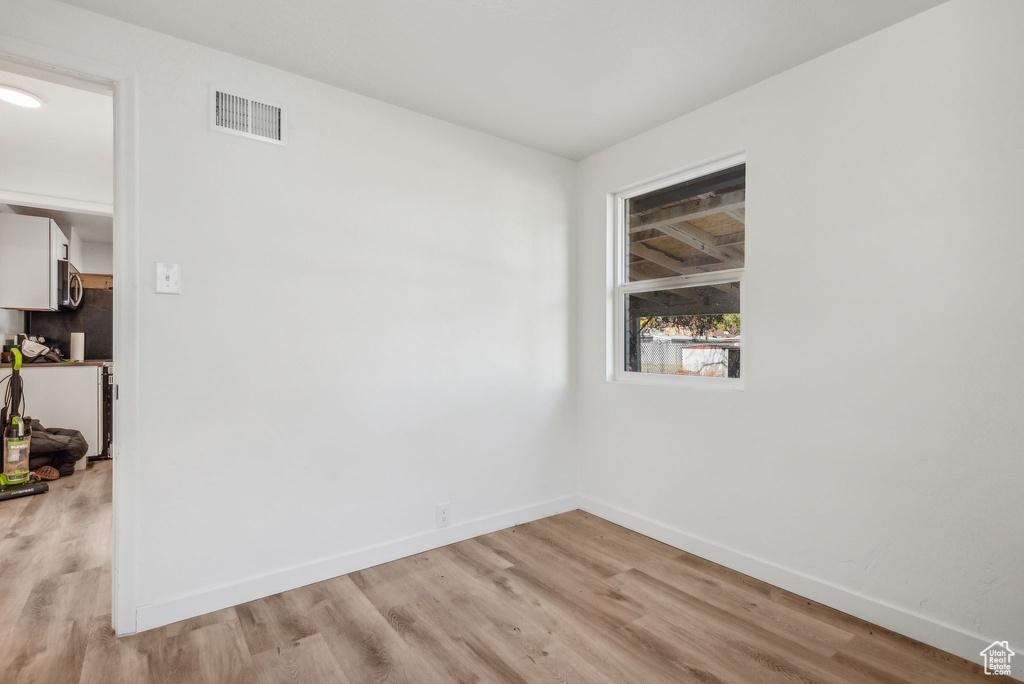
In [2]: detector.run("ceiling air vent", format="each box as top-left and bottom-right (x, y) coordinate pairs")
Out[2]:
(210, 88), (287, 145)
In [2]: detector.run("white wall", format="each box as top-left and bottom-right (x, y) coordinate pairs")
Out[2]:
(78, 240), (112, 274)
(68, 227), (83, 271)
(69, 227), (113, 273)
(575, 0), (1023, 660)
(1, 0), (577, 629)
(0, 309), (24, 339)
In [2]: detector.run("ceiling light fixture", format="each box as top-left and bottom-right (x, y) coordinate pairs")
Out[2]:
(0, 85), (43, 108)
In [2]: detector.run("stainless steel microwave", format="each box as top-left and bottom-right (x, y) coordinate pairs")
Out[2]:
(57, 259), (83, 311)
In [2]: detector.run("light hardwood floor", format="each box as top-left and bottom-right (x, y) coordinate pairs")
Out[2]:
(0, 461), (1007, 683)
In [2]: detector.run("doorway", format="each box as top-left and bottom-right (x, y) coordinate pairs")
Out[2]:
(0, 43), (139, 636)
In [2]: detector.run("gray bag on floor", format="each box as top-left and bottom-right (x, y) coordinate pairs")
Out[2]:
(27, 419), (89, 476)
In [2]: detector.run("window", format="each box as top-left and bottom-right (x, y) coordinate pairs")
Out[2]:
(613, 159), (745, 385)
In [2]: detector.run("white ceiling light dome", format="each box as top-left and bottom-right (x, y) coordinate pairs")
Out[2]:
(0, 85), (43, 108)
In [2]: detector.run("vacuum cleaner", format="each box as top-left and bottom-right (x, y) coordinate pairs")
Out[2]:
(1, 347), (47, 498)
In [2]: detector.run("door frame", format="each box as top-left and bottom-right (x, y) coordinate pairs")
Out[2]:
(0, 36), (141, 635)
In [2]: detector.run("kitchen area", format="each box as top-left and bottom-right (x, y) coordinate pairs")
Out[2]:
(0, 62), (115, 489)
(1, 210), (114, 472)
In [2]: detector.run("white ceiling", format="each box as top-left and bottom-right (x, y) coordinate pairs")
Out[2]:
(58, 0), (943, 159)
(0, 66), (113, 215)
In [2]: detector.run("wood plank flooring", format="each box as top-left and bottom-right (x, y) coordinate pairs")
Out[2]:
(0, 461), (1006, 683)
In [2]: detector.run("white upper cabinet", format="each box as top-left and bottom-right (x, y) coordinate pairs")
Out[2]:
(0, 213), (63, 311)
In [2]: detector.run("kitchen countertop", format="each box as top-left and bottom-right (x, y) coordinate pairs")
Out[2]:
(0, 360), (111, 368)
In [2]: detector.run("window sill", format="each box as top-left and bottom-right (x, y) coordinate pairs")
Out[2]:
(610, 372), (744, 391)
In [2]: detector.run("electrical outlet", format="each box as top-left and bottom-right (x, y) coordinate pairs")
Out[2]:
(435, 502), (450, 528)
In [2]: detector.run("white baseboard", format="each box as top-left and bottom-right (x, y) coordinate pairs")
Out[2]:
(578, 496), (992, 664)
(135, 494), (582, 632)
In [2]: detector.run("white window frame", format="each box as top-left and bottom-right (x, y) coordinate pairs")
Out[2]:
(610, 154), (746, 389)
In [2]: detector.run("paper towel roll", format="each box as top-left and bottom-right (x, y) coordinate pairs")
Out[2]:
(70, 333), (85, 362)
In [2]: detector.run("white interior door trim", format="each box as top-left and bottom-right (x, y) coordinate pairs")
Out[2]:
(0, 36), (141, 635)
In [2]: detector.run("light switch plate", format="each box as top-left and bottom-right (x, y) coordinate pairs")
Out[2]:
(156, 262), (181, 294)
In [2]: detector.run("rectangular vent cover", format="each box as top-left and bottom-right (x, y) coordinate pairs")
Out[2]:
(211, 88), (286, 145)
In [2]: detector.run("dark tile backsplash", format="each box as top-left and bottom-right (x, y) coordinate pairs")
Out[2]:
(28, 289), (113, 360)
